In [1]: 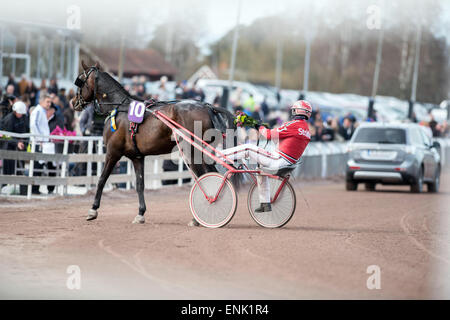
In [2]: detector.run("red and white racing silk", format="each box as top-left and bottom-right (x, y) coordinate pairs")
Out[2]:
(220, 119), (311, 203)
(258, 119), (311, 164)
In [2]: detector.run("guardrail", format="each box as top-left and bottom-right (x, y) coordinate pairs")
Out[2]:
(1, 129), (449, 199)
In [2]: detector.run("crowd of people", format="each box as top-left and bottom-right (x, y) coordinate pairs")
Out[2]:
(0, 74), (79, 194)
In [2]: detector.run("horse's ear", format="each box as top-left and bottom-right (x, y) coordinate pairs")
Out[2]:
(81, 60), (89, 70)
(95, 61), (101, 70)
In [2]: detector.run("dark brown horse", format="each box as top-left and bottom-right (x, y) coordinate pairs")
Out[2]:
(72, 61), (239, 225)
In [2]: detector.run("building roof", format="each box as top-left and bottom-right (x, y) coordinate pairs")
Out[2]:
(91, 47), (177, 77)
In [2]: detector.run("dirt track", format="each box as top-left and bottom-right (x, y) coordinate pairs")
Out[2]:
(1, 172), (449, 299)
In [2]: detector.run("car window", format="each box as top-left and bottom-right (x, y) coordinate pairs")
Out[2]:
(353, 128), (406, 144)
(409, 128), (425, 146)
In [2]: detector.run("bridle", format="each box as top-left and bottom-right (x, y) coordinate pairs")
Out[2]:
(74, 66), (130, 116)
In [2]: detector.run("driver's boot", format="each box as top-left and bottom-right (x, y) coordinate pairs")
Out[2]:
(254, 202), (272, 213)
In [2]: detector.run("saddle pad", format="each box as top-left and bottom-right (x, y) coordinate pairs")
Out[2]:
(128, 100), (146, 123)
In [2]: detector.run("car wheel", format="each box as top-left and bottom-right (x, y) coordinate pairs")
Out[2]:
(346, 180), (358, 191)
(410, 166), (424, 193)
(365, 183), (376, 191)
(427, 166), (440, 193)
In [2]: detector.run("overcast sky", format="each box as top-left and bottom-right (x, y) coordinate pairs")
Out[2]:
(1, 0), (449, 47)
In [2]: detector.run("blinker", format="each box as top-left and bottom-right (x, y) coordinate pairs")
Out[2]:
(74, 77), (84, 88)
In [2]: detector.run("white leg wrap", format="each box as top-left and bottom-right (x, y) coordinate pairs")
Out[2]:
(86, 209), (98, 221)
(132, 215), (145, 224)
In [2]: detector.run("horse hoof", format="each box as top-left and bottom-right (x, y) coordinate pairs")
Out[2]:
(132, 215), (145, 224)
(188, 218), (200, 227)
(86, 209), (98, 221)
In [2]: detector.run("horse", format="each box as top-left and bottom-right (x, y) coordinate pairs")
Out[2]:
(71, 61), (240, 225)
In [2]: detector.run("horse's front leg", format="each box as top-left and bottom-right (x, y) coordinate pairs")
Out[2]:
(131, 157), (146, 224)
(87, 152), (121, 221)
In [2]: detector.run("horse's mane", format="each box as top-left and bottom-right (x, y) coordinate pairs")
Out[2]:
(99, 70), (144, 102)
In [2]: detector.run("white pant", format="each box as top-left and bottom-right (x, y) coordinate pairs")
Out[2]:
(221, 144), (291, 203)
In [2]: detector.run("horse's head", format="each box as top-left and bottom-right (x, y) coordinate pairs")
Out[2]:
(72, 60), (101, 111)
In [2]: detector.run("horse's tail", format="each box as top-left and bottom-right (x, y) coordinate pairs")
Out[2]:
(206, 105), (244, 190)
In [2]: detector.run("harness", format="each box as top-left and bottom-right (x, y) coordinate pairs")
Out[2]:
(75, 67), (129, 116)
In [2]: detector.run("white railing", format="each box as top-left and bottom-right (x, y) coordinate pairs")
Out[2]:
(0, 130), (189, 199)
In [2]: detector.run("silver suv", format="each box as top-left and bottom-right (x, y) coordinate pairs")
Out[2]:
(346, 123), (441, 193)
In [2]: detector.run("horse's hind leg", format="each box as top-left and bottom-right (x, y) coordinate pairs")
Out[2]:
(131, 157), (146, 224)
(87, 152), (121, 221)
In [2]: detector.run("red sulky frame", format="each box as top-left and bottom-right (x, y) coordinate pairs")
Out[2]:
(152, 110), (290, 205)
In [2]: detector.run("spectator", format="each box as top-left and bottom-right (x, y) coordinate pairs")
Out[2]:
(310, 107), (322, 124)
(321, 117), (336, 142)
(64, 100), (76, 132)
(429, 114), (440, 137)
(243, 94), (256, 116)
(5, 84), (15, 97)
(181, 85), (191, 99)
(20, 95), (31, 110)
(6, 74), (19, 96)
(29, 93), (52, 194)
(312, 119), (324, 141)
(79, 104), (94, 136)
(175, 81), (184, 99)
(0, 101), (29, 184)
(230, 88), (243, 111)
(49, 94), (65, 130)
(48, 104), (63, 133)
(260, 96), (269, 122)
(157, 82), (170, 101)
(338, 116), (355, 141)
(367, 109), (378, 122)
(18, 74), (28, 96)
(58, 88), (69, 109)
(308, 122), (318, 142)
(36, 79), (47, 103)
(193, 86), (205, 102)
(67, 88), (76, 102)
(46, 104), (59, 194)
(136, 84), (146, 98)
(48, 78), (58, 95)
(0, 88), (17, 119)
(212, 91), (221, 107)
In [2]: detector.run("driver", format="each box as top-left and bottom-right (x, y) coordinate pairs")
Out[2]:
(221, 100), (312, 212)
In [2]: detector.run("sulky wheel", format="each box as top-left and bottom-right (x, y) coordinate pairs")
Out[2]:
(247, 177), (296, 228)
(189, 172), (238, 228)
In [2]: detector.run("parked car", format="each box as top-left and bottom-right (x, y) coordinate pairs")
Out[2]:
(345, 122), (441, 193)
